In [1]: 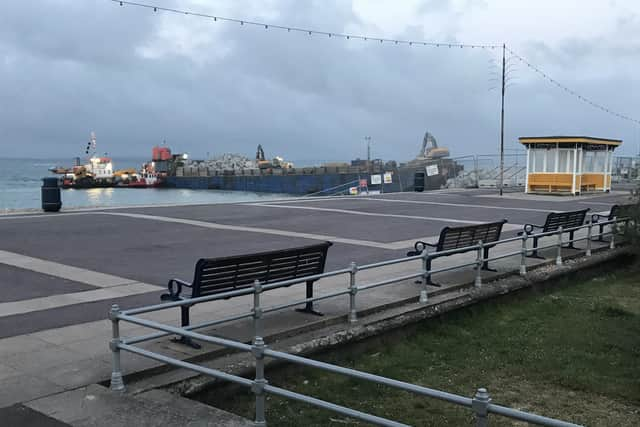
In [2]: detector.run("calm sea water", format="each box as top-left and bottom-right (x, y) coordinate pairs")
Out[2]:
(0, 158), (291, 212)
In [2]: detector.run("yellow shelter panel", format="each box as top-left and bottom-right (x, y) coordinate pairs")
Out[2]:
(527, 173), (573, 193)
(581, 174), (606, 191)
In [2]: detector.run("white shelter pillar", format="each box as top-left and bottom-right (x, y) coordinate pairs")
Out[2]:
(525, 146), (530, 193)
(572, 144), (578, 195)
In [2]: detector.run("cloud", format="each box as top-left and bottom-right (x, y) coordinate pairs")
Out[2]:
(0, 0), (638, 162)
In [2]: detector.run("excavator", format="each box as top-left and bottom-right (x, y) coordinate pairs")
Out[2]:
(256, 144), (294, 169)
(419, 132), (450, 159)
(256, 144), (271, 169)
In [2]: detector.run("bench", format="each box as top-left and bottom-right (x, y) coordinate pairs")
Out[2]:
(517, 209), (589, 258)
(591, 204), (636, 241)
(407, 220), (508, 286)
(160, 242), (332, 348)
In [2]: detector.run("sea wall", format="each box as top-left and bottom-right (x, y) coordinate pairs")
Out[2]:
(165, 171), (446, 195)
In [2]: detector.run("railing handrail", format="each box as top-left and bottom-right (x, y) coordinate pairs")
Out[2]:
(104, 215), (628, 425)
(112, 309), (584, 427)
(122, 217), (625, 316)
(304, 179), (361, 197)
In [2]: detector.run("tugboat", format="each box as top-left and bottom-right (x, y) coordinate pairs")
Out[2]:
(113, 146), (169, 188)
(54, 132), (116, 189)
(114, 170), (162, 188)
(51, 134), (168, 189)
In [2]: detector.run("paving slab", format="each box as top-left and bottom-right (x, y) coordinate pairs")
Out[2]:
(35, 357), (112, 390)
(0, 334), (51, 357)
(0, 374), (64, 408)
(26, 384), (252, 427)
(3, 342), (90, 373)
(0, 404), (70, 427)
(0, 362), (20, 381)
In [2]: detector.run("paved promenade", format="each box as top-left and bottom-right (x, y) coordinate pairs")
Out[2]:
(0, 188), (629, 422)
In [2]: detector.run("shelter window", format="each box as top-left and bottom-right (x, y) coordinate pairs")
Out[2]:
(593, 151), (607, 172)
(546, 150), (556, 172)
(583, 151), (595, 172)
(529, 149), (547, 172)
(557, 149), (574, 173)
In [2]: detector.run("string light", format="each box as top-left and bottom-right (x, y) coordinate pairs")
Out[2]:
(507, 47), (640, 125)
(111, 0), (500, 50)
(112, 0), (638, 126)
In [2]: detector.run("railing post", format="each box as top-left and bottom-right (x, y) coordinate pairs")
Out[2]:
(109, 304), (125, 392)
(556, 226), (563, 266)
(519, 235), (527, 276)
(610, 217), (617, 249)
(252, 280), (267, 427)
(475, 240), (484, 288)
(348, 262), (358, 324)
(472, 387), (491, 427)
(586, 220), (592, 257)
(420, 250), (429, 303)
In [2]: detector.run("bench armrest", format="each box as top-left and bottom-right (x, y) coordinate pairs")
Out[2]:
(160, 278), (192, 301)
(591, 213), (608, 222)
(406, 240), (437, 257)
(519, 223), (543, 235)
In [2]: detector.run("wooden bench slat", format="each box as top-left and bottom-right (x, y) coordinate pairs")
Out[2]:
(162, 241), (334, 343)
(519, 208), (590, 259)
(407, 220), (508, 286)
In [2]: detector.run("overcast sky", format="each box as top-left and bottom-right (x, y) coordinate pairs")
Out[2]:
(1, 0), (638, 163)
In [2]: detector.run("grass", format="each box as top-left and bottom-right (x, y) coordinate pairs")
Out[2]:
(196, 264), (640, 426)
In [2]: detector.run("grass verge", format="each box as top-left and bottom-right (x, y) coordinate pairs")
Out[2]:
(196, 263), (640, 426)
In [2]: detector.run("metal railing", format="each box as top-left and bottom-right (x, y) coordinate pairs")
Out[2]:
(445, 153), (528, 190)
(108, 217), (630, 426)
(304, 179), (361, 197)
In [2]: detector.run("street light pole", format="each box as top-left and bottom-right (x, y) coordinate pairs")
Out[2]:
(499, 43), (506, 196)
(365, 136), (372, 173)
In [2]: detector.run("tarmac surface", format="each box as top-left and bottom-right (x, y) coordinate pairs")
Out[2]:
(0, 187), (631, 423)
(0, 188), (628, 337)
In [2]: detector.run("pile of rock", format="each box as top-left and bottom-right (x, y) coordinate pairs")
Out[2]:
(189, 154), (258, 171)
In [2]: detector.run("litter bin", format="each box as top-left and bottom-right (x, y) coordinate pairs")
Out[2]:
(42, 177), (62, 212)
(414, 172), (425, 192)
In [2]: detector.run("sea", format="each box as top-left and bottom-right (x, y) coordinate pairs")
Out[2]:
(0, 158), (291, 212)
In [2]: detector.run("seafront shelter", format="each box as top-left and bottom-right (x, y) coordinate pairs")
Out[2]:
(519, 136), (622, 195)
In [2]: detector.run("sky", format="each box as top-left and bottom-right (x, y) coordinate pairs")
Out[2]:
(0, 0), (638, 163)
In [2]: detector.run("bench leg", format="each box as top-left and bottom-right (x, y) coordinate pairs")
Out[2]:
(415, 257), (441, 287)
(481, 247), (497, 272)
(295, 281), (324, 316)
(171, 306), (201, 349)
(564, 231), (581, 250)
(527, 236), (544, 259)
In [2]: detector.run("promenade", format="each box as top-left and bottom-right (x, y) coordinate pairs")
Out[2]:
(0, 188), (629, 425)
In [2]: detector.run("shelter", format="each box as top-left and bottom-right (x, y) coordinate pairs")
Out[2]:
(519, 136), (622, 195)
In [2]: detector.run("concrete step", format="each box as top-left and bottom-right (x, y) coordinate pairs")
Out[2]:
(25, 384), (252, 427)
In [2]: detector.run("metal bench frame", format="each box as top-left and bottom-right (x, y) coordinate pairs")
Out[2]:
(591, 204), (635, 241)
(161, 242), (332, 348)
(517, 209), (590, 258)
(407, 220), (508, 286)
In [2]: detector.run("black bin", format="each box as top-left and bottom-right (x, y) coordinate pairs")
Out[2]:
(42, 177), (62, 212)
(414, 172), (425, 192)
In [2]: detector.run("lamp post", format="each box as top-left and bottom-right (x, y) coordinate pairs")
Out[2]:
(364, 136), (372, 173)
(499, 43), (506, 196)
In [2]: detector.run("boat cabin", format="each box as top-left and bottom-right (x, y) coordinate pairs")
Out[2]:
(87, 156), (114, 179)
(519, 136), (622, 195)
